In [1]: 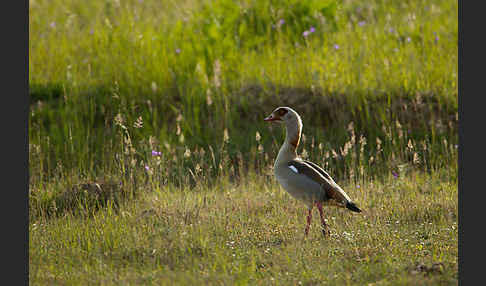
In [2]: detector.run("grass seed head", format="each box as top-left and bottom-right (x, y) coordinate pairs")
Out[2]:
(223, 129), (229, 143)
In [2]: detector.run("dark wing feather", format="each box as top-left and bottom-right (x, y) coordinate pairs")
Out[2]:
(303, 160), (333, 181)
(288, 160), (351, 206)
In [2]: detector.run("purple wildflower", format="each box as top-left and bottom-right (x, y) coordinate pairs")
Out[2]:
(175, 48), (181, 54)
(406, 37), (411, 43)
(388, 27), (394, 33)
(303, 30), (310, 37)
(49, 22), (56, 29)
(392, 170), (399, 178)
(309, 26), (316, 33)
(279, 19), (285, 26)
(358, 21), (366, 27)
(356, 185), (360, 189)
(434, 32), (439, 43)
(151, 150), (162, 156)
(145, 165), (150, 171)
(334, 44), (340, 50)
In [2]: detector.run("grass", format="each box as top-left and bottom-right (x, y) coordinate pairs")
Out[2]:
(30, 170), (457, 285)
(29, 0), (457, 180)
(29, 0), (458, 284)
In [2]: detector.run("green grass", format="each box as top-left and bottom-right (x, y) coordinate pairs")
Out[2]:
(30, 170), (457, 285)
(29, 0), (457, 180)
(29, 0), (458, 284)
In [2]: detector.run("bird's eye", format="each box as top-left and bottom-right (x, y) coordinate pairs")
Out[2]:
(277, 109), (288, 116)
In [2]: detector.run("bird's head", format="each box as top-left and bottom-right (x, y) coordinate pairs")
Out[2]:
(264, 107), (300, 124)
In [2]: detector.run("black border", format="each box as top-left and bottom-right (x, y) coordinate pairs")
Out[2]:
(4, 0), (29, 284)
(457, 0), (462, 283)
(459, 0), (480, 285)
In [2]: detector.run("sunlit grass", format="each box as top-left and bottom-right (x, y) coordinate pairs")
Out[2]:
(29, 0), (457, 181)
(29, 0), (457, 284)
(30, 170), (457, 285)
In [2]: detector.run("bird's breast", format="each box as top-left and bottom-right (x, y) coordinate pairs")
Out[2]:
(274, 164), (324, 206)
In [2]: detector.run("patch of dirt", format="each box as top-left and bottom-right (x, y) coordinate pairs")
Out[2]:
(54, 180), (128, 216)
(409, 262), (445, 275)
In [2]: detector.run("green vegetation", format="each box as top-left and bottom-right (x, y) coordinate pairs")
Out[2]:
(29, 0), (457, 284)
(30, 172), (457, 285)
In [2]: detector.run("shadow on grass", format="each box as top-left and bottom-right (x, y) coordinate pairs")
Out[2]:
(29, 83), (65, 103)
(234, 83), (457, 136)
(30, 180), (134, 219)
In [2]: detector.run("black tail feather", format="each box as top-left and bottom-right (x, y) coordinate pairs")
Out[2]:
(346, 202), (362, 213)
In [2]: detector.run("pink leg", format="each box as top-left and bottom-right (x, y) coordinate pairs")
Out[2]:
(316, 202), (329, 237)
(304, 207), (312, 236)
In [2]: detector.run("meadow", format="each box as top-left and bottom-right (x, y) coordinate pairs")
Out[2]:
(29, 0), (458, 284)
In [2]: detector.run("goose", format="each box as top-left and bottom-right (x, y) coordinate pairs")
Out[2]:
(264, 106), (362, 237)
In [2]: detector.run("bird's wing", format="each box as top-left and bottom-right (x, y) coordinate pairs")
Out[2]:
(288, 160), (351, 206)
(303, 160), (333, 181)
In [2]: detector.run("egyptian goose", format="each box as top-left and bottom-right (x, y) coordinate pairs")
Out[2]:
(264, 106), (362, 237)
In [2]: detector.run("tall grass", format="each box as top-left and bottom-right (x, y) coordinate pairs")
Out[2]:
(29, 0), (457, 186)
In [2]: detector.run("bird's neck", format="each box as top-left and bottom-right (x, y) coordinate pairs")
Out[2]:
(276, 117), (302, 164)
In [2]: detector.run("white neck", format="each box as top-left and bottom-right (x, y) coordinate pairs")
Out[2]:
(275, 115), (302, 166)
